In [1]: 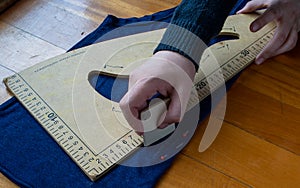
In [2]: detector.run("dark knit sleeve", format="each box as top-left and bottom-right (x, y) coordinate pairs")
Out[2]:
(154, 0), (237, 70)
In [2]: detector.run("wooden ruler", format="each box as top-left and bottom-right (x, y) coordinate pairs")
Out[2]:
(3, 13), (275, 181)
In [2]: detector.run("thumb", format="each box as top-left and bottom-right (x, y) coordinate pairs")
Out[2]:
(237, 0), (267, 14)
(158, 92), (182, 128)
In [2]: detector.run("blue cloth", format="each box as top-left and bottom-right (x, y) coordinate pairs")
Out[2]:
(0, 1), (248, 187)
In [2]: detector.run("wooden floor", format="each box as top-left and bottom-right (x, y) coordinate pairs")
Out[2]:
(0, 1), (299, 187)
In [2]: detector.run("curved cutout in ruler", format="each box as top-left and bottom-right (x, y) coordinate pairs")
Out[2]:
(4, 13), (275, 181)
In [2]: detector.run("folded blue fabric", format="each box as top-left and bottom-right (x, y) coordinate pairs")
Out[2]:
(0, 1), (248, 187)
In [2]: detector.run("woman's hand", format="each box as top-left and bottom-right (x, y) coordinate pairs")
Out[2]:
(238, 0), (300, 64)
(119, 51), (196, 133)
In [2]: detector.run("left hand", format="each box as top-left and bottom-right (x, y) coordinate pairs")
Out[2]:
(238, 0), (300, 64)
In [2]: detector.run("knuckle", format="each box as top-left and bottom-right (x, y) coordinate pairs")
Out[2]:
(119, 99), (127, 110)
(276, 32), (287, 44)
(289, 39), (297, 51)
(167, 114), (181, 123)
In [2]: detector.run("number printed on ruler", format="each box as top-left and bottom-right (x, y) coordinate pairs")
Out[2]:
(5, 74), (143, 180)
(188, 28), (275, 109)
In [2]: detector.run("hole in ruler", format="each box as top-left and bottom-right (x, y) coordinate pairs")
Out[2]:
(209, 32), (240, 45)
(88, 71), (128, 102)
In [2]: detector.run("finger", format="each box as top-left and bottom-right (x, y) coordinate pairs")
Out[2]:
(158, 91), (181, 129)
(275, 26), (298, 55)
(119, 92), (145, 133)
(120, 82), (157, 132)
(255, 22), (292, 64)
(237, 0), (267, 14)
(250, 7), (278, 32)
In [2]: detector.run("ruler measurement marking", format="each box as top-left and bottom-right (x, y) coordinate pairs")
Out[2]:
(57, 134), (64, 140)
(137, 138), (143, 143)
(194, 27), (275, 102)
(52, 129), (58, 135)
(43, 118), (50, 124)
(72, 151), (79, 156)
(82, 162), (89, 168)
(100, 163), (106, 169)
(16, 91), (23, 95)
(114, 153), (120, 159)
(120, 148), (126, 154)
(133, 139), (139, 145)
(127, 144), (133, 150)
(61, 139), (68, 145)
(26, 103), (34, 109)
(89, 168), (99, 174)
(63, 142), (69, 147)
(54, 133), (60, 137)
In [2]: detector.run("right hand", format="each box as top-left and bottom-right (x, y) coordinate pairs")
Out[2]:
(119, 51), (196, 134)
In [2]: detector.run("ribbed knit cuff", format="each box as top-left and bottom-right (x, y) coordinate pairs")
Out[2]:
(154, 22), (209, 71)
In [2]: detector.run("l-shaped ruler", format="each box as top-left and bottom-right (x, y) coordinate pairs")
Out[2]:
(4, 13), (275, 181)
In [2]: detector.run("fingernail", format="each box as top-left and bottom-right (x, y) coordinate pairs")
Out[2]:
(158, 123), (168, 129)
(255, 58), (264, 65)
(251, 24), (259, 32)
(136, 131), (143, 136)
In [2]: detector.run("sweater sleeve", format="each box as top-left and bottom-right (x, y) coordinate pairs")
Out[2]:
(154, 0), (237, 70)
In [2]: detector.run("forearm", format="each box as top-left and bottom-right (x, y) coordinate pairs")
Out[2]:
(154, 0), (237, 69)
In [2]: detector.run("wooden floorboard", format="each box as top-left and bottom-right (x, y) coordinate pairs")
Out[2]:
(182, 119), (300, 188)
(156, 154), (250, 188)
(225, 80), (300, 154)
(0, 0), (99, 50)
(0, 0), (299, 187)
(0, 20), (64, 104)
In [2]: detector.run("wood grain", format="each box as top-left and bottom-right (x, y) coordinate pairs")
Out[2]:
(182, 119), (300, 187)
(0, 20), (64, 104)
(156, 154), (250, 188)
(0, 0), (17, 13)
(0, 0), (299, 187)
